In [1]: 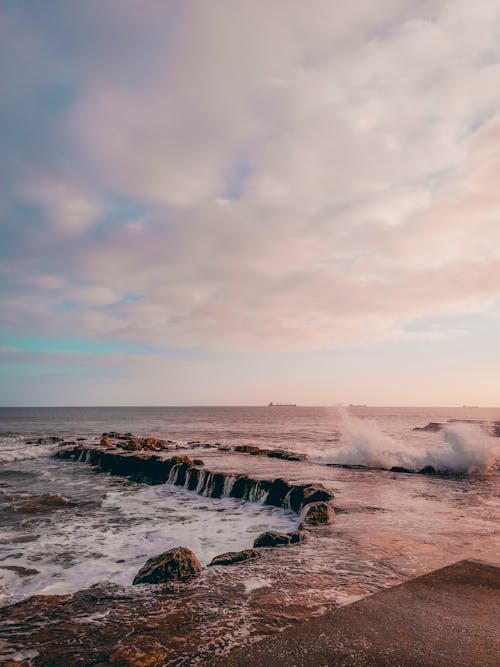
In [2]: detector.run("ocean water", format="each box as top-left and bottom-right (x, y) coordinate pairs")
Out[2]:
(1, 405), (499, 619)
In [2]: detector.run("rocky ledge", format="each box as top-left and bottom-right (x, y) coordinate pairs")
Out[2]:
(55, 441), (335, 586)
(55, 443), (333, 517)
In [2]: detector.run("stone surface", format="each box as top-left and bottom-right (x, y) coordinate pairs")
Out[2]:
(208, 549), (261, 566)
(288, 529), (307, 544)
(215, 560), (500, 667)
(132, 546), (202, 585)
(253, 531), (291, 548)
(299, 501), (334, 525)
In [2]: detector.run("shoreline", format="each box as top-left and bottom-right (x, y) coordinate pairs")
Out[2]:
(1, 428), (498, 665)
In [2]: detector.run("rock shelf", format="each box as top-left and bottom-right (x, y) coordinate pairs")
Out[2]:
(54, 443), (334, 518)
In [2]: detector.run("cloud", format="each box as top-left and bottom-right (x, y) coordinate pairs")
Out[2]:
(2, 0), (500, 354)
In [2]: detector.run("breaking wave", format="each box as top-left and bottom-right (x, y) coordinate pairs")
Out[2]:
(0, 437), (57, 464)
(316, 410), (499, 474)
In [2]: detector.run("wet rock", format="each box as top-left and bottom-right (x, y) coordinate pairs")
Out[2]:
(234, 444), (270, 456)
(17, 494), (75, 513)
(419, 465), (437, 475)
(208, 549), (261, 566)
(169, 455), (195, 467)
(193, 459), (204, 466)
(300, 501), (334, 526)
(288, 530), (308, 544)
(100, 435), (113, 447)
(268, 449), (307, 461)
(253, 531), (291, 548)
(390, 466), (412, 473)
(0, 565), (39, 577)
(265, 478), (291, 507)
(26, 436), (63, 445)
(286, 484), (333, 513)
(413, 422), (444, 432)
(133, 546), (202, 585)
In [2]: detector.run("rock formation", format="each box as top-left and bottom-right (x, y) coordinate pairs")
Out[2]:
(133, 546), (202, 585)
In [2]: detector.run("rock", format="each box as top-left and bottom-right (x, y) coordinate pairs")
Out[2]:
(413, 422), (443, 432)
(286, 484), (333, 512)
(268, 449), (307, 461)
(100, 435), (113, 447)
(0, 565), (40, 577)
(169, 455), (195, 467)
(390, 466), (412, 473)
(208, 549), (261, 566)
(418, 465), (437, 475)
(300, 501), (334, 526)
(193, 459), (204, 466)
(265, 478), (291, 507)
(288, 530), (307, 544)
(133, 546), (202, 585)
(253, 531), (291, 548)
(17, 494), (75, 513)
(234, 444), (270, 456)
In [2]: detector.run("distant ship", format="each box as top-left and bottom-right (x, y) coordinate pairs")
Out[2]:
(268, 402), (296, 407)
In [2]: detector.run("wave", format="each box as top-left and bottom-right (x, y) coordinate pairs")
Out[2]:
(315, 409), (499, 474)
(0, 438), (58, 464)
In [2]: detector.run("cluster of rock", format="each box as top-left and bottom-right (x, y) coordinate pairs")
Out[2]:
(55, 441), (336, 586)
(132, 521), (322, 584)
(233, 444), (307, 461)
(413, 419), (500, 437)
(100, 432), (176, 451)
(25, 436), (64, 445)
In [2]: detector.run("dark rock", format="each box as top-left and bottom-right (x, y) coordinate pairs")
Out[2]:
(419, 465), (437, 475)
(288, 530), (308, 544)
(234, 444), (270, 456)
(300, 501), (334, 526)
(390, 466), (412, 473)
(265, 478), (291, 507)
(0, 565), (40, 577)
(100, 436), (113, 447)
(17, 494), (75, 513)
(185, 467), (200, 490)
(253, 531), (291, 548)
(208, 549), (261, 566)
(229, 475), (250, 499)
(268, 449), (307, 461)
(413, 422), (443, 432)
(193, 459), (204, 466)
(133, 546), (202, 585)
(26, 436), (63, 445)
(286, 484), (333, 513)
(169, 455), (195, 467)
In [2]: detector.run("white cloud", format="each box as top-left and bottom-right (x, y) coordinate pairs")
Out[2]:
(3, 0), (500, 352)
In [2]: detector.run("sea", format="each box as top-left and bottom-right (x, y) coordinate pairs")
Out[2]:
(1, 405), (499, 661)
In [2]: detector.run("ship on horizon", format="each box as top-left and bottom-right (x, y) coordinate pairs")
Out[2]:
(267, 402), (297, 407)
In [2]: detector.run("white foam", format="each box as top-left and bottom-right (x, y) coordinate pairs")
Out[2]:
(0, 480), (296, 607)
(0, 436), (57, 463)
(243, 576), (272, 593)
(314, 409), (500, 474)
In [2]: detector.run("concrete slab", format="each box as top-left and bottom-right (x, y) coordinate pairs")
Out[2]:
(214, 560), (500, 666)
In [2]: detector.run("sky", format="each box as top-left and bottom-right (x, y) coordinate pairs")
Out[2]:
(1, 0), (500, 407)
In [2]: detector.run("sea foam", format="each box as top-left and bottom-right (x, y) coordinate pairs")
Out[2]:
(315, 409), (499, 474)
